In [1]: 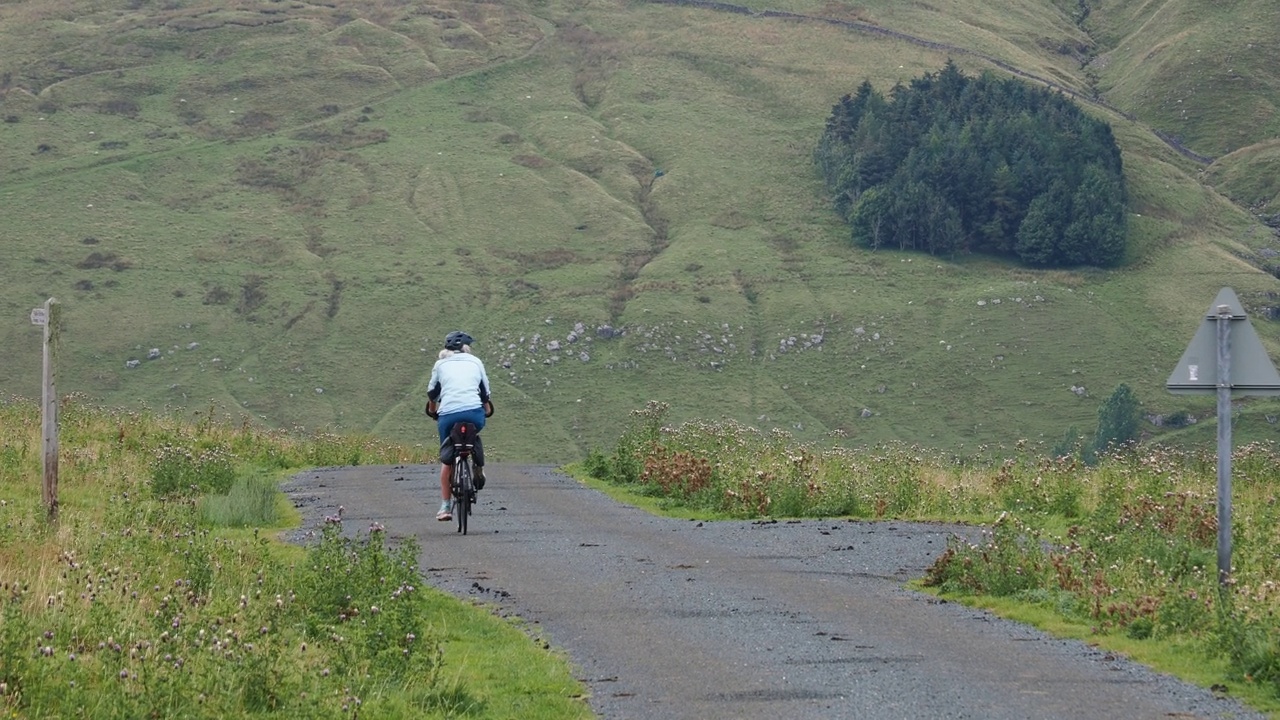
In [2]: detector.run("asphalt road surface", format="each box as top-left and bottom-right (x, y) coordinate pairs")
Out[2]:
(282, 463), (1264, 720)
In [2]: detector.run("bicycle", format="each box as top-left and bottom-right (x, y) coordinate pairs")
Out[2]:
(448, 421), (480, 535)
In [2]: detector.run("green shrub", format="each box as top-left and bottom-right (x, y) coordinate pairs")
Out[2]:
(1216, 597), (1280, 697)
(150, 443), (236, 496)
(583, 449), (610, 480)
(607, 401), (668, 485)
(294, 522), (441, 685)
(923, 515), (1048, 596)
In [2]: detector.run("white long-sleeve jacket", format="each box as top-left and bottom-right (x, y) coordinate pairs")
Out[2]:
(427, 352), (491, 415)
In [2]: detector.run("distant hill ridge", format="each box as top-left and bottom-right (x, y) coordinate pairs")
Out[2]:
(643, 0), (1214, 164)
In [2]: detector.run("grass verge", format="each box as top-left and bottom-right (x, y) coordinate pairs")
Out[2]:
(0, 395), (590, 719)
(576, 401), (1280, 716)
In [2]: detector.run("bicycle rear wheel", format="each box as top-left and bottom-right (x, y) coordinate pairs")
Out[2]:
(454, 460), (472, 535)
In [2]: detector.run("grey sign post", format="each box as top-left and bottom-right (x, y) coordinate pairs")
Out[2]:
(1167, 287), (1280, 585)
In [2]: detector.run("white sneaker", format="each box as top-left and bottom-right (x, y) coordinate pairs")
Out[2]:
(436, 500), (453, 521)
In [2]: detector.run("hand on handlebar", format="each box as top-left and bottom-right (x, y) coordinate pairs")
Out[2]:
(425, 401), (439, 420)
(483, 401), (494, 418)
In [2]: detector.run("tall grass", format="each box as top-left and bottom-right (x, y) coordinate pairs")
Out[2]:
(586, 402), (1280, 706)
(583, 400), (1008, 520)
(197, 472), (281, 527)
(0, 395), (589, 719)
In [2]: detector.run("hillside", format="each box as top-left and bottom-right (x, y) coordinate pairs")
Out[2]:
(2, 0), (1279, 461)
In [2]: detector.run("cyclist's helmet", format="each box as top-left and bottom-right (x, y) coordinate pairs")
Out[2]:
(444, 330), (474, 351)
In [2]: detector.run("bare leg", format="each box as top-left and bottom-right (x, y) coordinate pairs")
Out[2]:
(439, 463), (453, 501)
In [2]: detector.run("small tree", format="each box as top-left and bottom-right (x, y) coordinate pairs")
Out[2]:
(1088, 383), (1141, 462)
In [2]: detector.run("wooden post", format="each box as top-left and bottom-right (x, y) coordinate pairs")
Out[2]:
(41, 298), (59, 523)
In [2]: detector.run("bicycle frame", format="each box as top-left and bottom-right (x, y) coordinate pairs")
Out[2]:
(449, 422), (479, 535)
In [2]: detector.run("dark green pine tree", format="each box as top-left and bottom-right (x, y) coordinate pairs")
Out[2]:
(1061, 163), (1128, 266)
(849, 185), (895, 249)
(1014, 181), (1069, 266)
(816, 63), (1128, 268)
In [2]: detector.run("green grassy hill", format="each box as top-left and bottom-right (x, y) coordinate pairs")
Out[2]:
(2, 0), (1279, 461)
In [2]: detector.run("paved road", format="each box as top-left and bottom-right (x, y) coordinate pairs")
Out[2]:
(282, 463), (1263, 720)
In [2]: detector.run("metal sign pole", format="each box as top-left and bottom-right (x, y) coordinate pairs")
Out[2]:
(1168, 288), (1280, 586)
(1215, 304), (1231, 585)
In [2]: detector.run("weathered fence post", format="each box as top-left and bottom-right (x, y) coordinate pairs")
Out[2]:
(33, 298), (60, 522)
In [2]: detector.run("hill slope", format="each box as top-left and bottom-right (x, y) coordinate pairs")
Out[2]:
(2, 0), (1279, 460)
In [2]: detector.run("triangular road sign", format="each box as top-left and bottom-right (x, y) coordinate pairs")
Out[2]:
(1167, 288), (1280, 396)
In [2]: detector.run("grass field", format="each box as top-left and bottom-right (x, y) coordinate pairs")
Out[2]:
(2, 0), (1280, 461)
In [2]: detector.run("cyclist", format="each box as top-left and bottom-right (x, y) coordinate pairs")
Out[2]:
(425, 330), (493, 521)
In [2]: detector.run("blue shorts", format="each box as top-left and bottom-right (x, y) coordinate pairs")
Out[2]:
(437, 406), (486, 443)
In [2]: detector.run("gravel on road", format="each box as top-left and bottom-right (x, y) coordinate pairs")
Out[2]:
(282, 463), (1265, 720)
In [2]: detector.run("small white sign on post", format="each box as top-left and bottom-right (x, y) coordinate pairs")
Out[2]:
(31, 307), (47, 326)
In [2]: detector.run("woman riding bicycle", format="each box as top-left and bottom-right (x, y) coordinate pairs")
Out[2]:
(425, 330), (493, 521)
